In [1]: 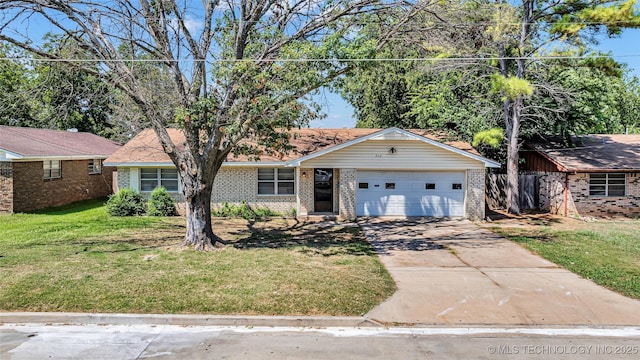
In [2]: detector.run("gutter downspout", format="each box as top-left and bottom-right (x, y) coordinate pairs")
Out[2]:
(295, 167), (301, 218)
(564, 173), (569, 217)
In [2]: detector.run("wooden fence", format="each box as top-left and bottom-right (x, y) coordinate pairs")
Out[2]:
(486, 174), (539, 210)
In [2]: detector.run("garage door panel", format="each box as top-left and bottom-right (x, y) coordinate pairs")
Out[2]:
(356, 171), (464, 217)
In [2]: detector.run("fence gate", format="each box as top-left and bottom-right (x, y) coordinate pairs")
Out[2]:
(486, 174), (539, 210)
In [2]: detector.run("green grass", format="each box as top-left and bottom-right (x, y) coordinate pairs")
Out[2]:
(494, 220), (640, 299)
(0, 199), (396, 315)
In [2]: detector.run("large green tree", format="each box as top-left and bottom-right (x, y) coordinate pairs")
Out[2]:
(338, 0), (640, 214)
(0, 0), (427, 249)
(0, 38), (130, 139)
(0, 43), (36, 125)
(490, 0), (640, 214)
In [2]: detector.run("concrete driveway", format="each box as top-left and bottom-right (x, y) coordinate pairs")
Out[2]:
(360, 218), (640, 326)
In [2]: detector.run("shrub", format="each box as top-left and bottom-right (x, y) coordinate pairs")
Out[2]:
(212, 201), (279, 220)
(106, 188), (146, 216)
(147, 187), (177, 216)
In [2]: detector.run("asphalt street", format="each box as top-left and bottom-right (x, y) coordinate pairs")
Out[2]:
(2, 324), (640, 360)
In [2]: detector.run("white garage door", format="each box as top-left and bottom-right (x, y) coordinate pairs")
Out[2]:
(356, 171), (465, 217)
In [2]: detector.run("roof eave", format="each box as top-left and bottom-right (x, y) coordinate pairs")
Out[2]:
(105, 161), (289, 167)
(7, 154), (112, 162)
(0, 148), (24, 160)
(574, 168), (640, 173)
(287, 127), (501, 168)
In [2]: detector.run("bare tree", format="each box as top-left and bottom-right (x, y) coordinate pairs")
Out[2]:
(0, 0), (428, 249)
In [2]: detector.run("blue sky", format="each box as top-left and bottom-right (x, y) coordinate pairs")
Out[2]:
(310, 29), (640, 129)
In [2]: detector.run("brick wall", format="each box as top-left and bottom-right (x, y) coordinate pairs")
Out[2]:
(0, 162), (13, 214)
(465, 168), (485, 220)
(568, 173), (640, 217)
(534, 171), (573, 215)
(298, 168), (314, 216)
(115, 167), (131, 193)
(536, 171), (640, 217)
(12, 160), (115, 212)
(210, 167), (296, 214)
(338, 168), (357, 220)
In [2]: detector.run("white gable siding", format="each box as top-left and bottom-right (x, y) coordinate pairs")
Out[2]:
(299, 140), (484, 170)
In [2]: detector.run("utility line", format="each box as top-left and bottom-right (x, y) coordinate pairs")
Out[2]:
(1, 54), (639, 63)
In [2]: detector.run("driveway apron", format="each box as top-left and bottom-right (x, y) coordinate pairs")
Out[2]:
(360, 218), (640, 326)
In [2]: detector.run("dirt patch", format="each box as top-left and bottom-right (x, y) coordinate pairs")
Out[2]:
(482, 208), (638, 232)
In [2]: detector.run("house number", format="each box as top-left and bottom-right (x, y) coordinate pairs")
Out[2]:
(375, 154), (382, 158)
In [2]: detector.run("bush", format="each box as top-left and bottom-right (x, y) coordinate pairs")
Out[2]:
(212, 201), (279, 220)
(147, 187), (177, 216)
(106, 188), (146, 216)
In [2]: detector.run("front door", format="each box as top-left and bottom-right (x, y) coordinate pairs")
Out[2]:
(314, 168), (333, 212)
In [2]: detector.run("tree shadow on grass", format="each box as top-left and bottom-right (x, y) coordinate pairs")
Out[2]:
(230, 219), (376, 257)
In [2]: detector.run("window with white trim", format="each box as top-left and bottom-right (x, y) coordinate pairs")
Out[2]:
(43, 160), (61, 179)
(140, 168), (179, 192)
(88, 159), (102, 174)
(589, 173), (625, 197)
(258, 168), (295, 195)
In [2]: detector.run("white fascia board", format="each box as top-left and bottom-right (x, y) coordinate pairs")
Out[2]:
(9, 155), (111, 162)
(222, 162), (289, 167)
(106, 161), (290, 168)
(285, 127), (502, 168)
(104, 161), (175, 167)
(0, 148), (24, 160)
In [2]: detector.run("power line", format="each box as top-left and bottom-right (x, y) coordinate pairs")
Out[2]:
(1, 54), (640, 63)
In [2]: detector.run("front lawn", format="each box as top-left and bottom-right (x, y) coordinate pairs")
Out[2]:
(493, 217), (640, 300)
(0, 199), (396, 315)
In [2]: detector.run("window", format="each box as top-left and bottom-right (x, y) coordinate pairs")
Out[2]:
(88, 159), (102, 174)
(589, 173), (625, 197)
(140, 168), (179, 192)
(43, 160), (61, 179)
(425, 183), (436, 190)
(452, 183), (462, 190)
(385, 183), (395, 189)
(358, 182), (369, 189)
(258, 168), (295, 195)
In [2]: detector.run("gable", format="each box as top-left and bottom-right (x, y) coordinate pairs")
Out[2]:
(298, 139), (486, 170)
(288, 128), (499, 169)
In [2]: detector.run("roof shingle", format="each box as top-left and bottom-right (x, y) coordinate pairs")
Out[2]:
(526, 135), (640, 172)
(105, 128), (481, 165)
(0, 126), (121, 158)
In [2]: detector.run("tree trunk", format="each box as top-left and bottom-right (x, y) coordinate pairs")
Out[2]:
(503, 0), (531, 215)
(182, 181), (225, 250)
(506, 97), (522, 215)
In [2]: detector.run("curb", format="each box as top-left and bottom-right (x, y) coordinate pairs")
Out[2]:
(0, 312), (382, 328)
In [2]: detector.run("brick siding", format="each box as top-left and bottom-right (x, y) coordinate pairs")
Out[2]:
(536, 171), (640, 217)
(569, 173), (640, 217)
(534, 171), (572, 215)
(11, 160), (114, 213)
(298, 168), (314, 216)
(0, 162), (13, 214)
(465, 168), (486, 220)
(116, 167), (131, 193)
(210, 167), (296, 214)
(338, 168), (357, 220)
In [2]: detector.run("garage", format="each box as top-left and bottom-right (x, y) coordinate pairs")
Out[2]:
(356, 171), (465, 217)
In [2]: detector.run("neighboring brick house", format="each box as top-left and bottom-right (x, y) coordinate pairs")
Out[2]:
(105, 127), (499, 220)
(520, 135), (640, 217)
(0, 126), (121, 213)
